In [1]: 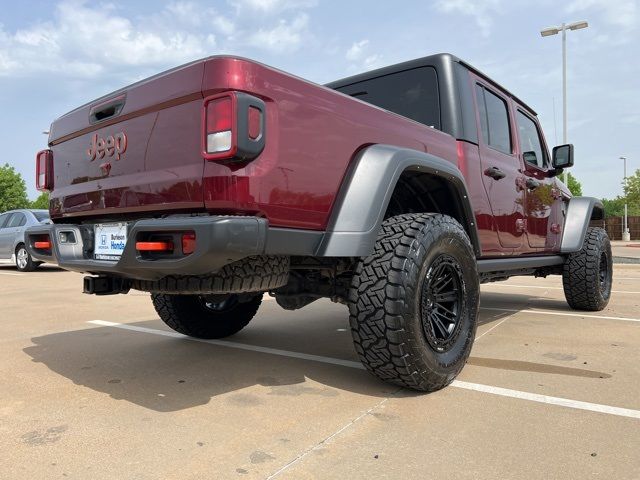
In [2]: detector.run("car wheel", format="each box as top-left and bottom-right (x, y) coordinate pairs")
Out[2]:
(562, 227), (612, 311)
(348, 213), (480, 392)
(151, 293), (262, 339)
(15, 244), (36, 272)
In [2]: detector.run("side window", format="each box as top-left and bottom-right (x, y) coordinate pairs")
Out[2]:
(0, 213), (13, 229)
(475, 85), (489, 145)
(6, 213), (25, 228)
(516, 110), (547, 169)
(335, 67), (441, 130)
(476, 84), (512, 155)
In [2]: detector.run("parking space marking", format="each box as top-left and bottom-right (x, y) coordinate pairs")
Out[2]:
(88, 320), (640, 420)
(483, 283), (640, 294)
(480, 307), (640, 323)
(475, 317), (511, 339)
(0, 272), (23, 276)
(88, 320), (366, 369)
(452, 381), (640, 419)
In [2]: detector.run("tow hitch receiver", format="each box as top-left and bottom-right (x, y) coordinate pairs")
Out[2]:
(83, 276), (130, 296)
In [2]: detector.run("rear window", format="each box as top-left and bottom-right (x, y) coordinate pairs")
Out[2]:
(33, 211), (50, 222)
(335, 67), (441, 130)
(0, 213), (10, 229)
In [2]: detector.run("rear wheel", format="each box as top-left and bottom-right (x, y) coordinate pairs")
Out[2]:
(348, 213), (479, 392)
(151, 293), (262, 339)
(15, 244), (36, 272)
(562, 227), (612, 311)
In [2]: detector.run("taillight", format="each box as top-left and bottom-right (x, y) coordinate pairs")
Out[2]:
(36, 149), (53, 191)
(205, 96), (234, 155)
(202, 92), (266, 162)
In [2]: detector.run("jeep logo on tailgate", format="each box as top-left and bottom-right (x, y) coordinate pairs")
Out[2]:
(87, 132), (127, 161)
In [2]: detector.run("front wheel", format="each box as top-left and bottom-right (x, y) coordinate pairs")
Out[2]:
(562, 227), (612, 311)
(348, 213), (480, 392)
(152, 293), (262, 339)
(15, 244), (36, 272)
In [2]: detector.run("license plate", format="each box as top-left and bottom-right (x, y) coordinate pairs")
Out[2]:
(94, 223), (127, 260)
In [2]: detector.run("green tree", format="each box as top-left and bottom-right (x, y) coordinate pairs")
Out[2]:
(602, 197), (625, 217)
(0, 163), (29, 212)
(623, 168), (640, 209)
(30, 192), (49, 209)
(566, 172), (583, 197)
(602, 168), (640, 217)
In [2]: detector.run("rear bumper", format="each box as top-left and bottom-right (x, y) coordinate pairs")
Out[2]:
(25, 216), (272, 281)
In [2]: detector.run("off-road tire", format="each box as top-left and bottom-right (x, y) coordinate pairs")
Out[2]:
(131, 255), (289, 294)
(152, 293), (262, 339)
(15, 244), (36, 272)
(348, 213), (479, 392)
(562, 227), (612, 311)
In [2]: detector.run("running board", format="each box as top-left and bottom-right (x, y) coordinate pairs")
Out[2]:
(477, 255), (564, 274)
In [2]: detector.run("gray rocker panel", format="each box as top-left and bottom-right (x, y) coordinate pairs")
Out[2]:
(560, 197), (605, 253)
(316, 144), (480, 257)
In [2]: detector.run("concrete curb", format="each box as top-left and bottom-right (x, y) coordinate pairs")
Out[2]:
(613, 256), (640, 264)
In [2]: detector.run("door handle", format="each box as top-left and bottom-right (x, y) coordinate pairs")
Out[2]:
(525, 178), (541, 190)
(484, 166), (506, 180)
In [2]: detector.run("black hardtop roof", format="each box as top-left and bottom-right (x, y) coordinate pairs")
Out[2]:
(326, 53), (537, 116)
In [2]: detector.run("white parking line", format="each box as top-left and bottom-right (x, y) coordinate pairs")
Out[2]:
(451, 381), (640, 419)
(88, 320), (640, 420)
(0, 271), (23, 276)
(482, 283), (640, 294)
(480, 307), (640, 323)
(88, 320), (364, 369)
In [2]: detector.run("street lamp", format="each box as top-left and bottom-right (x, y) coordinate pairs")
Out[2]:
(540, 20), (589, 185)
(620, 156), (630, 241)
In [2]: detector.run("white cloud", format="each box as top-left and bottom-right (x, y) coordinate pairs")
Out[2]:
(345, 39), (382, 71)
(0, 1), (226, 78)
(247, 13), (310, 53)
(435, 0), (502, 37)
(346, 40), (369, 61)
(566, 0), (637, 29)
(0, 0), (321, 78)
(230, 0), (317, 13)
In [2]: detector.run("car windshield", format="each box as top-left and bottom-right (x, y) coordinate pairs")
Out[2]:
(33, 211), (50, 221)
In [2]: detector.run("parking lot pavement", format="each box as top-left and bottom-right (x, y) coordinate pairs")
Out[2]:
(612, 241), (640, 263)
(1, 264), (639, 479)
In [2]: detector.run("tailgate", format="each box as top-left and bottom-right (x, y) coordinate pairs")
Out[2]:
(48, 60), (207, 219)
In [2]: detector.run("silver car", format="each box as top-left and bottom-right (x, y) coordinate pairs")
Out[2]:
(0, 209), (50, 271)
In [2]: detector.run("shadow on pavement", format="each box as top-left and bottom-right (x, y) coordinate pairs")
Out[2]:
(23, 291), (592, 412)
(0, 264), (65, 273)
(23, 319), (398, 412)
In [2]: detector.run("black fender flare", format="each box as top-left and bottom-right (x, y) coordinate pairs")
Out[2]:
(316, 144), (480, 257)
(560, 197), (605, 253)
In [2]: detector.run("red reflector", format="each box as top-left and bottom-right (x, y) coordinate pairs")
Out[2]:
(182, 232), (196, 255)
(34, 241), (51, 249)
(248, 106), (262, 140)
(136, 241), (173, 252)
(206, 97), (232, 133)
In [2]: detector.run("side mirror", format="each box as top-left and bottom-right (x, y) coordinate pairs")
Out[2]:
(552, 144), (574, 169)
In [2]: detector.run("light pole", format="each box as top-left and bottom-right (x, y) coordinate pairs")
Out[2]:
(620, 156), (630, 241)
(540, 20), (589, 185)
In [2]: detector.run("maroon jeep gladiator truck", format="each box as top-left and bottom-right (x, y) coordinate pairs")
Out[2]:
(27, 53), (612, 391)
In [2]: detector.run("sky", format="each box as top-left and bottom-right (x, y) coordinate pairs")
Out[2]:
(0, 0), (638, 200)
